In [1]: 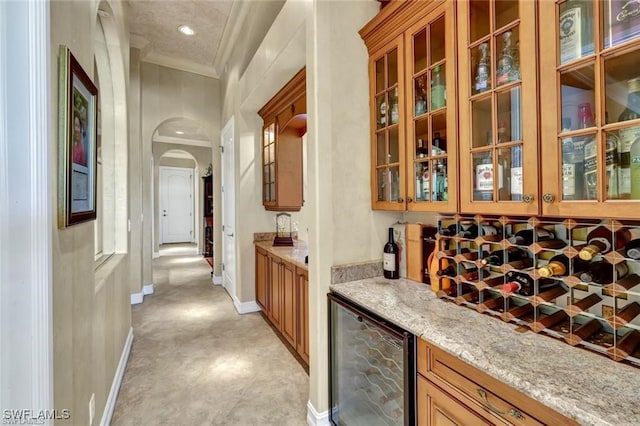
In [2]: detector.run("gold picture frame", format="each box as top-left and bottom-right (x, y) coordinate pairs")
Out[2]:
(57, 45), (98, 228)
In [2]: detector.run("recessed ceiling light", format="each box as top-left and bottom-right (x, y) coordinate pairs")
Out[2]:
(175, 131), (185, 135)
(178, 25), (195, 36)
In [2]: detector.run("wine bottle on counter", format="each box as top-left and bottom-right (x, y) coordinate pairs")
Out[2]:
(481, 247), (528, 266)
(580, 260), (629, 285)
(383, 227), (399, 280)
(508, 228), (555, 245)
(538, 254), (589, 278)
(578, 226), (632, 260)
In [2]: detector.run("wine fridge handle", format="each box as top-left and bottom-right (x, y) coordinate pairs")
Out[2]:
(476, 389), (524, 420)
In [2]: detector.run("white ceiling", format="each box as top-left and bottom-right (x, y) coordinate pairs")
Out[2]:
(128, 0), (235, 78)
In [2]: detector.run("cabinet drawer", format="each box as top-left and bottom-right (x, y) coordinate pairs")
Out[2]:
(418, 339), (576, 426)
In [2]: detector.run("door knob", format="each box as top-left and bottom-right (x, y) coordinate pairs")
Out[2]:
(227, 233), (234, 237)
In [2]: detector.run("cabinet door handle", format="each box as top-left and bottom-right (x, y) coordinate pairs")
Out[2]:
(522, 194), (534, 203)
(398, 198), (404, 203)
(407, 197), (413, 203)
(542, 193), (555, 203)
(476, 389), (524, 420)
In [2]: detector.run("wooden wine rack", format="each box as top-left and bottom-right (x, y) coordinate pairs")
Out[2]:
(434, 214), (640, 368)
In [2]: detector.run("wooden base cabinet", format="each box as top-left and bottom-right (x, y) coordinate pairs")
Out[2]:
(417, 339), (578, 426)
(255, 245), (309, 368)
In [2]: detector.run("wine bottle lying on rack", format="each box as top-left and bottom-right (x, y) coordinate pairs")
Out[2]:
(503, 271), (560, 296)
(606, 273), (640, 297)
(578, 226), (632, 261)
(565, 318), (603, 346)
(501, 301), (533, 323)
(530, 309), (569, 333)
(537, 254), (589, 277)
(607, 329), (640, 361)
(481, 247), (528, 266)
(564, 293), (602, 317)
(625, 239), (640, 260)
(606, 302), (640, 329)
(508, 228), (555, 245)
(579, 260), (629, 285)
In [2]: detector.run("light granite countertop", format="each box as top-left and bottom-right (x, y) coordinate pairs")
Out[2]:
(330, 277), (640, 426)
(255, 240), (308, 270)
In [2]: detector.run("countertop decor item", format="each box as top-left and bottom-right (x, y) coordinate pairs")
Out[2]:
(273, 213), (294, 246)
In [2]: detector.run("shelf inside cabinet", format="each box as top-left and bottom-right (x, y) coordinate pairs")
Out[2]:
(434, 214), (640, 368)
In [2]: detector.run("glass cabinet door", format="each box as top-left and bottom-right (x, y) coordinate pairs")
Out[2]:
(371, 36), (405, 211)
(262, 122), (276, 205)
(406, 1), (457, 213)
(458, 0), (539, 215)
(540, 0), (640, 218)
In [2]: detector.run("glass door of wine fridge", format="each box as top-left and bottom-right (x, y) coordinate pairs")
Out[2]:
(328, 293), (415, 426)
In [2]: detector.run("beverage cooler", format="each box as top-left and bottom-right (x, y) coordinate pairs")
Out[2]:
(328, 293), (416, 426)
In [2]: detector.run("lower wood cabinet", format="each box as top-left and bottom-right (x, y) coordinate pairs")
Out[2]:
(255, 245), (309, 368)
(417, 339), (577, 426)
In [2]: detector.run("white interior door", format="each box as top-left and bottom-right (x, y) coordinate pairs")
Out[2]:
(221, 117), (236, 297)
(159, 166), (193, 244)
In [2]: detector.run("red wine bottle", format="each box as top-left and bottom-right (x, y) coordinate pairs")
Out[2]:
(504, 271), (559, 296)
(383, 227), (399, 279)
(508, 228), (555, 245)
(580, 260), (629, 285)
(625, 239), (640, 260)
(538, 254), (588, 277)
(578, 226), (632, 261)
(481, 247), (528, 266)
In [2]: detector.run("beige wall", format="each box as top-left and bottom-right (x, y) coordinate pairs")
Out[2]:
(50, 0), (132, 424)
(140, 63), (219, 270)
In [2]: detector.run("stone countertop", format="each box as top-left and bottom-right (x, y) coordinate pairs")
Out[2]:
(330, 277), (640, 426)
(255, 240), (308, 270)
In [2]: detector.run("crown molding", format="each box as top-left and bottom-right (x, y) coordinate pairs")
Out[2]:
(142, 52), (218, 78)
(212, 0), (252, 77)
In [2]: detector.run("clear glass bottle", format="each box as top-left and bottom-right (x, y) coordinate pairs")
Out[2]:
(559, 0), (594, 64)
(431, 65), (446, 109)
(579, 103), (598, 200)
(510, 145), (523, 201)
(496, 31), (514, 86)
(619, 77), (640, 199)
(561, 117), (585, 200)
(475, 42), (490, 93)
(474, 155), (493, 201)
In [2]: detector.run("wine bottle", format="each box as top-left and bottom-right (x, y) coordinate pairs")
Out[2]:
(605, 132), (620, 199)
(538, 254), (589, 278)
(481, 248), (528, 266)
(383, 227), (399, 279)
(625, 239), (640, 260)
(510, 144), (523, 201)
(431, 65), (445, 110)
(475, 42), (490, 93)
(578, 226), (632, 260)
(439, 223), (459, 237)
(432, 132), (446, 156)
(618, 77), (640, 199)
(580, 260), (629, 285)
(458, 224), (479, 239)
(561, 117), (585, 200)
(496, 31), (514, 86)
(508, 228), (555, 245)
(559, 0), (594, 64)
(504, 271), (560, 296)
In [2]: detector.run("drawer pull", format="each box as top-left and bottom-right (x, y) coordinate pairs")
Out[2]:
(477, 389), (524, 420)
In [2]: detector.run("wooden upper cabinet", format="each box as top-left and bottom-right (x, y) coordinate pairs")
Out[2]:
(361, 0), (458, 212)
(539, 0), (640, 219)
(258, 68), (306, 212)
(457, 0), (539, 215)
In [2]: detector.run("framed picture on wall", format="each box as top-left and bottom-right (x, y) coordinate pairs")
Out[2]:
(57, 45), (98, 228)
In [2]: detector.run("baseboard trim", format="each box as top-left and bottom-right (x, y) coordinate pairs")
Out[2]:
(130, 292), (143, 305)
(306, 400), (330, 426)
(212, 274), (222, 285)
(100, 327), (133, 426)
(143, 284), (154, 295)
(232, 296), (261, 315)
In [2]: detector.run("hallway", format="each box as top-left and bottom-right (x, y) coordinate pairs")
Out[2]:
(111, 247), (309, 425)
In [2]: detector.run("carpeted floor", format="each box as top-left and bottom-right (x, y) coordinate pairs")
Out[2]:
(110, 247), (309, 425)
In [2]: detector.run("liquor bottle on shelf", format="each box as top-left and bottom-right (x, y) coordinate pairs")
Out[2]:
(508, 228), (556, 245)
(415, 78), (427, 116)
(578, 226), (632, 260)
(475, 156), (494, 201)
(432, 132), (446, 156)
(579, 103), (599, 200)
(503, 271), (560, 297)
(561, 117), (585, 200)
(625, 238), (640, 259)
(383, 227), (399, 280)
(379, 99), (387, 126)
(431, 65), (445, 110)
(481, 248), (528, 267)
(497, 120), (508, 144)
(605, 132), (620, 199)
(510, 144), (523, 201)
(558, 0), (594, 64)
(416, 138), (428, 158)
(619, 77), (640, 199)
(631, 134), (640, 199)
(475, 42), (490, 93)
(537, 254), (589, 278)
(579, 260), (629, 285)
(496, 30), (514, 86)
(510, 40), (520, 82)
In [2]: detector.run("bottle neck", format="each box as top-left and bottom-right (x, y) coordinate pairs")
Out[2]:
(388, 228), (394, 243)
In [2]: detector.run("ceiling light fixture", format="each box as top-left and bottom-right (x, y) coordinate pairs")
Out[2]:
(175, 131), (185, 135)
(178, 25), (195, 36)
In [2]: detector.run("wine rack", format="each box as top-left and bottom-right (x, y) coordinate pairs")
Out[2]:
(434, 214), (640, 367)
